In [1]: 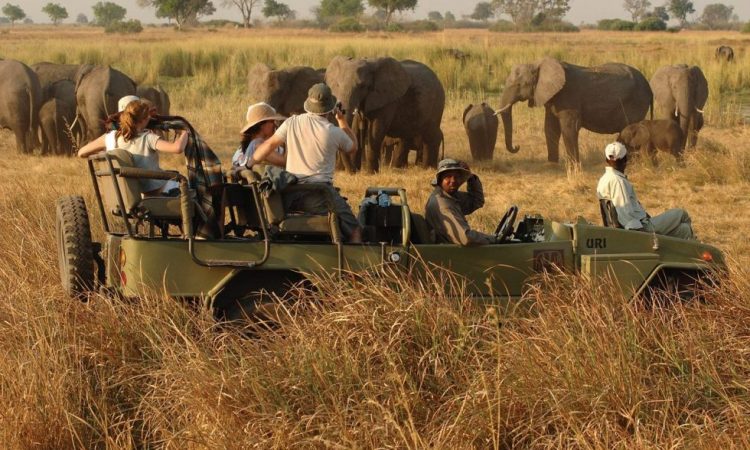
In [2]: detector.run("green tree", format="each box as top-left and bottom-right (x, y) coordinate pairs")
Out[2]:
(698, 3), (736, 29)
(76, 13), (88, 23)
(366, 0), (418, 26)
(315, 0), (363, 23)
(623, 0), (650, 22)
(644, 6), (669, 21)
(427, 10), (442, 21)
(1, 3), (26, 25)
(221, 0), (259, 28)
(262, 0), (293, 22)
(491, 0), (570, 26)
(138, 0), (216, 29)
(444, 11), (455, 22)
(470, 1), (494, 21)
(667, 0), (694, 26)
(92, 1), (126, 26)
(42, 3), (68, 25)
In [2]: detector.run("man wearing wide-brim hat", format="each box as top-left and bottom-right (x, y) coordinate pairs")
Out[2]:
(425, 158), (497, 246)
(250, 83), (362, 243)
(597, 141), (694, 239)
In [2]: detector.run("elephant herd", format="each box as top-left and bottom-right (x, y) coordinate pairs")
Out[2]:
(0, 59), (170, 156)
(249, 55), (713, 172)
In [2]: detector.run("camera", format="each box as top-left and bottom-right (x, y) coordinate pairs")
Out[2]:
(335, 102), (345, 115)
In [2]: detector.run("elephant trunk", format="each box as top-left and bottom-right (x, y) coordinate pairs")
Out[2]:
(498, 90), (520, 154)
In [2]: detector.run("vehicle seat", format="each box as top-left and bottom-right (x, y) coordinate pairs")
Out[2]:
(599, 199), (622, 228)
(94, 149), (193, 236)
(410, 213), (435, 244)
(358, 202), (403, 244)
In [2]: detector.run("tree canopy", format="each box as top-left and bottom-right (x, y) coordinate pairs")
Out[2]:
(667, 0), (694, 26)
(491, 0), (570, 25)
(367, 0), (418, 26)
(76, 12), (88, 23)
(699, 3), (736, 29)
(42, 3), (68, 25)
(92, 1), (126, 26)
(315, 0), (363, 23)
(427, 11), (442, 21)
(262, 0), (294, 21)
(1, 3), (26, 24)
(221, 0), (260, 28)
(622, 0), (650, 22)
(471, 2), (495, 21)
(138, 0), (216, 29)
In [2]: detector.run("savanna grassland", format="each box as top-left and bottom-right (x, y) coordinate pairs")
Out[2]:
(1, 26), (750, 448)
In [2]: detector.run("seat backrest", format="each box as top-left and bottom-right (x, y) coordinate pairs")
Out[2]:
(410, 213), (435, 244)
(96, 149), (143, 216)
(599, 199), (622, 228)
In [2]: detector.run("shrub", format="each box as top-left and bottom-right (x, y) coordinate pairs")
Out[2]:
(490, 19), (578, 33)
(598, 18), (636, 31)
(329, 17), (364, 33)
(104, 19), (143, 34)
(635, 17), (667, 31)
(384, 22), (404, 32)
(489, 19), (516, 32)
(742, 22), (750, 33)
(404, 20), (441, 32)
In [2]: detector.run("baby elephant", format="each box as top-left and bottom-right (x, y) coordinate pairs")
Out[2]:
(715, 45), (734, 62)
(617, 120), (684, 163)
(463, 103), (498, 161)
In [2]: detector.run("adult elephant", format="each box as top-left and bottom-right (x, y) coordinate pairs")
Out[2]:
(136, 85), (171, 115)
(496, 57), (652, 163)
(715, 45), (734, 62)
(0, 60), (42, 153)
(32, 62), (81, 102)
(247, 63), (324, 116)
(40, 97), (76, 155)
(326, 56), (445, 173)
(74, 65), (137, 142)
(649, 64), (708, 149)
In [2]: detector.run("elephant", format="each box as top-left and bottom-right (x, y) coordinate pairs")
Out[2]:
(32, 62), (81, 102)
(649, 64), (708, 149)
(40, 97), (76, 155)
(247, 63), (324, 116)
(0, 59), (42, 153)
(617, 119), (684, 163)
(74, 64), (137, 142)
(496, 57), (653, 163)
(715, 45), (734, 62)
(136, 85), (171, 115)
(326, 56), (445, 173)
(463, 103), (498, 161)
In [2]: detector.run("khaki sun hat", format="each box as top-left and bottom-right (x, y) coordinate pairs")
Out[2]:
(303, 83), (337, 114)
(605, 141), (627, 160)
(432, 158), (471, 185)
(118, 95), (140, 112)
(240, 102), (286, 134)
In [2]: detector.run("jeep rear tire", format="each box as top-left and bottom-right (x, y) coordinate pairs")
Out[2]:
(56, 196), (95, 299)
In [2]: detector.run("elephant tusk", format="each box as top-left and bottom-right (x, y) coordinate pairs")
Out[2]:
(494, 104), (511, 115)
(695, 107), (704, 114)
(69, 116), (78, 131)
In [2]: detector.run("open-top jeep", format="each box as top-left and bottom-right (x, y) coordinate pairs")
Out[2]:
(56, 120), (726, 319)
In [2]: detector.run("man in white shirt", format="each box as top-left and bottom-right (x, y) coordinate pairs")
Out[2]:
(251, 83), (362, 243)
(597, 141), (694, 239)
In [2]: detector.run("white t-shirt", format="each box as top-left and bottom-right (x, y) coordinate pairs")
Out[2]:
(231, 137), (284, 167)
(596, 166), (649, 230)
(274, 113), (353, 183)
(107, 131), (165, 193)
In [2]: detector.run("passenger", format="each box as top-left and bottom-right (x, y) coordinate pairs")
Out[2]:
(425, 158), (497, 246)
(250, 83), (363, 243)
(102, 95), (141, 149)
(597, 141), (694, 239)
(230, 102), (286, 177)
(77, 99), (189, 197)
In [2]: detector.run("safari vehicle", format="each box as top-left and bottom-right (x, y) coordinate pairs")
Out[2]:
(56, 121), (725, 319)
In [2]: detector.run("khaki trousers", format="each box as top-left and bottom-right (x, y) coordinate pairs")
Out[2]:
(642, 208), (694, 240)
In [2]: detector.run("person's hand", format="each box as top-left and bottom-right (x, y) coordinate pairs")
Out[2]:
(459, 161), (470, 171)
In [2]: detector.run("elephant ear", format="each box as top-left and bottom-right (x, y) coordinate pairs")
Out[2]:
(689, 66), (708, 107)
(462, 104), (473, 123)
(74, 64), (94, 93)
(365, 57), (411, 114)
(534, 57), (565, 107)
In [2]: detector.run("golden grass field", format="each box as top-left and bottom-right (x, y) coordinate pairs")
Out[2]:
(0, 27), (750, 447)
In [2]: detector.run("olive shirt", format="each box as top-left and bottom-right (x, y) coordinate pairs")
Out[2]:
(425, 175), (496, 246)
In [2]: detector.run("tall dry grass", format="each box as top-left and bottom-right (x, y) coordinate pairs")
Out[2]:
(0, 27), (749, 447)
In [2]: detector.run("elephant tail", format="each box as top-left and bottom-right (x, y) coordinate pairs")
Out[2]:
(27, 85), (41, 150)
(649, 97), (654, 121)
(440, 132), (445, 162)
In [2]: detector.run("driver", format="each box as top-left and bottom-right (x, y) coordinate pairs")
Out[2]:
(425, 158), (498, 246)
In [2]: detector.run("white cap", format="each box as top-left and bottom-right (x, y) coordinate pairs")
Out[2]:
(605, 141), (627, 160)
(118, 95), (140, 112)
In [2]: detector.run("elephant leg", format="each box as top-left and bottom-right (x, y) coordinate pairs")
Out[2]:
(558, 112), (581, 163)
(365, 124), (387, 174)
(421, 130), (441, 169)
(544, 110), (562, 163)
(688, 114), (699, 148)
(390, 139), (409, 168)
(14, 130), (31, 154)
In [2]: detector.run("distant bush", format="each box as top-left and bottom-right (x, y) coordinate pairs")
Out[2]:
(201, 19), (242, 28)
(742, 22), (750, 33)
(329, 17), (364, 33)
(635, 17), (667, 31)
(598, 18), (636, 31)
(490, 19), (578, 33)
(105, 19), (143, 34)
(403, 20), (441, 32)
(384, 22), (404, 32)
(667, 26), (681, 33)
(444, 19), (490, 29)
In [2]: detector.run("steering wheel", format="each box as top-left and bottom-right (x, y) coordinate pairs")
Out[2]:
(493, 205), (518, 243)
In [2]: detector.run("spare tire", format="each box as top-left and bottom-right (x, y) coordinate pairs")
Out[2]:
(56, 196), (95, 298)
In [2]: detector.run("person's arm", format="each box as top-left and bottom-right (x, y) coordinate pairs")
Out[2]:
(436, 197), (495, 246)
(77, 134), (107, 158)
(610, 179), (646, 230)
(154, 130), (188, 154)
(455, 174), (485, 215)
(335, 108), (357, 153)
(251, 134), (286, 167)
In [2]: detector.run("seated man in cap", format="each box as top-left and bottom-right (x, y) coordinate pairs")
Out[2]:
(425, 158), (497, 246)
(597, 141), (694, 239)
(250, 83), (362, 243)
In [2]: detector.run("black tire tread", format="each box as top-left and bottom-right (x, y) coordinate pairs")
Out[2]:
(56, 196), (95, 297)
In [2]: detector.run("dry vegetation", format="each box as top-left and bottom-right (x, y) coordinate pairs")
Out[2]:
(0, 27), (749, 448)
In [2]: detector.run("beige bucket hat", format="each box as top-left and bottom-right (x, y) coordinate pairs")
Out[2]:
(240, 102), (286, 134)
(303, 83), (337, 114)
